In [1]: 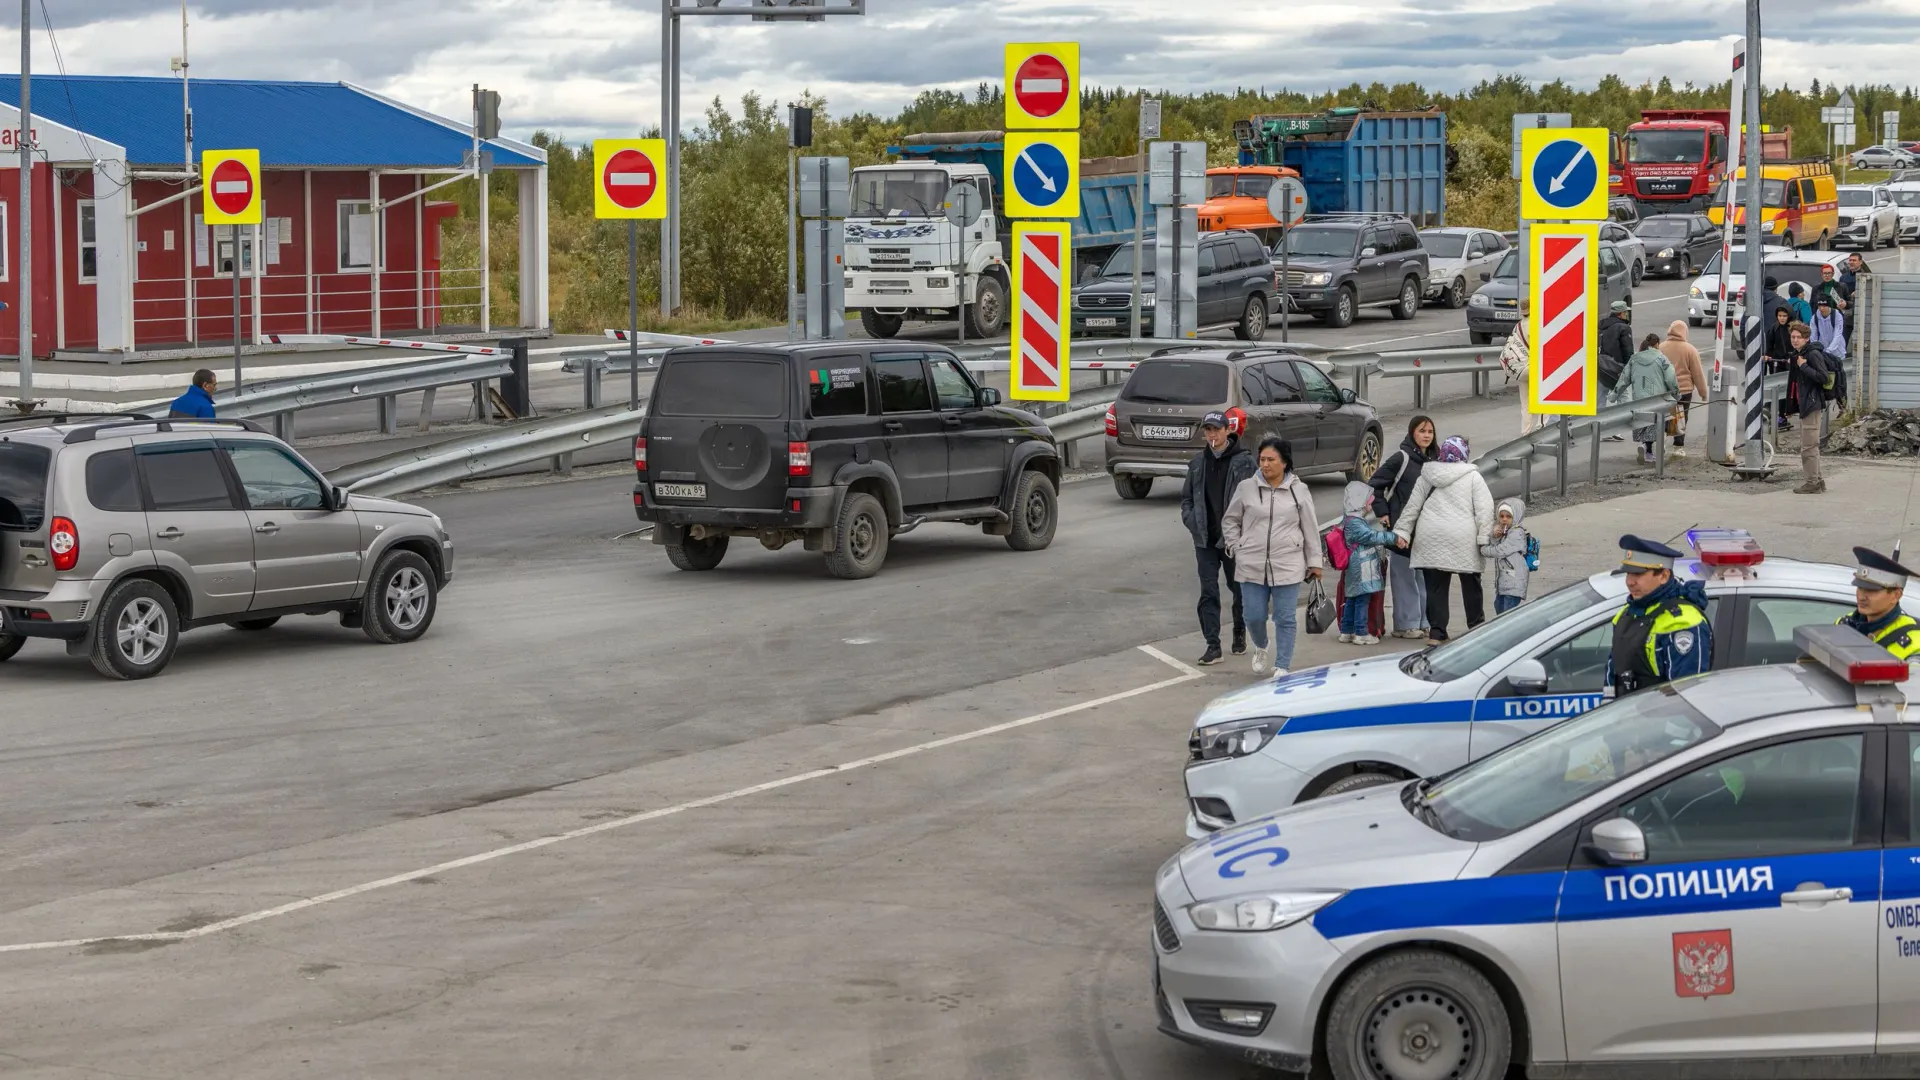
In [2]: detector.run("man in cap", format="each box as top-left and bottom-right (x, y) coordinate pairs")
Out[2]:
(1598, 299), (1634, 397)
(1180, 410), (1254, 666)
(1840, 546), (1920, 661)
(1605, 534), (1714, 697)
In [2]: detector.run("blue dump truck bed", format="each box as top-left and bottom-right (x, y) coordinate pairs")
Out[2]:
(1234, 110), (1447, 225)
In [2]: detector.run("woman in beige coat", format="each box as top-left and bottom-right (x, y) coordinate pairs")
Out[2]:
(1657, 320), (1708, 457)
(1221, 435), (1323, 676)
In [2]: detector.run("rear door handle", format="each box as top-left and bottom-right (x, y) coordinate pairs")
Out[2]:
(883, 421), (905, 433)
(1782, 885), (1852, 905)
(943, 416), (962, 428)
(254, 522), (280, 535)
(156, 527), (184, 540)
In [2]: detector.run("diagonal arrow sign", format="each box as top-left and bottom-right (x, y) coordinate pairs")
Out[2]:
(1018, 147), (1058, 194)
(1548, 144), (1592, 195)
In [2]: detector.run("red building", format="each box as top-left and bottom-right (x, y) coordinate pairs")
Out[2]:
(0, 75), (550, 360)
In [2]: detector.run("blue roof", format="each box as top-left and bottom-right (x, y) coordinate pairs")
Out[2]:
(0, 75), (542, 169)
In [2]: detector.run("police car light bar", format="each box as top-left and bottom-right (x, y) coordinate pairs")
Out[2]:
(1793, 624), (1909, 684)
(1697, 540), (1764, 567)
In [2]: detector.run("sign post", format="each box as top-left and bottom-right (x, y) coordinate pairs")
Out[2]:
(1510, 114), (1570, 304)
(1130, 97), (1159, 340)
(202, 149), (262, 393)
(1266, 176), (1308, 342)
(1004, 41), (1079, 400)
(942, 182), (984, 347)
(592, 138), (667, 409)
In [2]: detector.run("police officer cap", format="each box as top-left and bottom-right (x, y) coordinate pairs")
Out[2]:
(1853, 546), (1918, 591)
(1619, 534), (1683, 572)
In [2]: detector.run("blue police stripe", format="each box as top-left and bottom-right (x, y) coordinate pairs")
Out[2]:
(1310, 871), (1562, 940)
(1280, 700), (1475, 735)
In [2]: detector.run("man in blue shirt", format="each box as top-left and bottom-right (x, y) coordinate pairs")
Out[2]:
(168, 369), (217, 418)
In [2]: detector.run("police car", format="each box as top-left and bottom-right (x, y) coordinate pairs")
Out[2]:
(1184, 532), (1920, 839)
(1154, 625), (1915, 1079)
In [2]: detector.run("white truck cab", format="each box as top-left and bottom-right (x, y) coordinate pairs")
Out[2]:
(844, 162), (1010, 340)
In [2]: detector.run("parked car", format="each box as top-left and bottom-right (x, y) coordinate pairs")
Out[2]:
(1271, 215), (1429, 329)
(1851, 144), (1919, 170)
(0, 414), (452, 679)
(1103, 346), (1383, 500)
(1633, 212), (1721, 277)
(633, 342), (1058, 579)
(1686, 246), (1838, 326)
(1891, 180), (1920, 243)
(1837, 183), (1901, 249)
(1465, 241), (1633, 345)
(1072, 230), (1275, 341)
(1600, 220), (1647, 284)
(1417, 226), (1508, 308)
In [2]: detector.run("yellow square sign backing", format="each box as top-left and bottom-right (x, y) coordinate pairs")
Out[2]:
(1520, 127), (1611, 222)
(201, 149), (262, 227)
(1003, 132), (1080, 219)
(1004, 42), (1080, 131)
(593, 139), (668, 221)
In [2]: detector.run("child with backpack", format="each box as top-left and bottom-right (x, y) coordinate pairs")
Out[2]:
(1481, 500), (1535, 615)
(1333, 481), (1401, 645)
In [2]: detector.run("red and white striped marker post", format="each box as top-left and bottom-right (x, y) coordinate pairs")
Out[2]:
(1527, 223), (1600, 416)
(1011, 222), (1071, 402)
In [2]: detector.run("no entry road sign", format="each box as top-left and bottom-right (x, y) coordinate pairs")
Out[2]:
(1005, 131), (1081, 218)
(1004, 42), (1080, 130)
(1011, 221), (1071, 402)
(593, 138), (668, 220)
(1527, 223), (1600, 416)
(201, 149), (261, 226)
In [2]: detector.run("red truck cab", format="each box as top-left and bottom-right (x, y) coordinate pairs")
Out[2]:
(1619, 110), (1732, 212)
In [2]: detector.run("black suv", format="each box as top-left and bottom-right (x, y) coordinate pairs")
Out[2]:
(633, 343), (1060, 580)
(1072, 230), (1276, 340)
(1273, 215), (1429, 329)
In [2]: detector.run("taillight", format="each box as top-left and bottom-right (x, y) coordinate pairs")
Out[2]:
(788, 441), (812, 478)
(633, 437), (647, 472)
(1104, 404), (1117, 437)
(50, 516), (78, 572)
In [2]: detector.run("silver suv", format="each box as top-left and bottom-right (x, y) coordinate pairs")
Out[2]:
(0, 414), (453, 679)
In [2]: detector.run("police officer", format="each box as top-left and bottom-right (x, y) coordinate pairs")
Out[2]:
(1841, 546), (1920, 660)
(1605, 535), (1714, 696)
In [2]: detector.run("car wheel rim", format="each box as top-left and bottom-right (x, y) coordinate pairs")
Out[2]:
(1452, 279), (1465, 307)
(1248, 300), (1266, 332)
(115, 597), (167, 666)
(980, 289), (1002, 329)
(1360, 433), (1381, 477)
(850, 512), (878, 562)
(385, 566), (429, 631)
(1361, 984), (1481, 1080)
(1340, 293), (1354, 322)
(1402, 283), (1417, 311)
(1025, 489), (1049, 532)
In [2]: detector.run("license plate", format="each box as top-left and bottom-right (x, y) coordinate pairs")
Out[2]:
(1140, 425), (1191, 440)
(1495, 310), (1521, 321)
(1086, 317), (1118, 328)
(654, 482), (706, 500)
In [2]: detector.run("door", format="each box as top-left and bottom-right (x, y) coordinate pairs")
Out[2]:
(1357, 227), (1392, 302)
(873, 355), (948, 509)
(1231, 234), (1274, 327)
(1196, 243), (1232, 326)
(1471, 618), (1615, 759)
(1598, 245), (1629, 307)
(223, 441), (363, 609)
(1237, 363), (1278, 446)
(135, 442), (256, 618)
(1557, 730), (1882, 1061)
(1879, 729), (1920, 1052)
(1255, 361), (1318, 463)
(927, 356), (1006, 504)
(1729, 595), (1856, 668)
(647, 354), (792, 513)
(1296, 361), (1354, 470)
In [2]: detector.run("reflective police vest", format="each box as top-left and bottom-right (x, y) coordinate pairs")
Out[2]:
(1839, 610), (1920, 661)
(1611, 597), (1712, 695)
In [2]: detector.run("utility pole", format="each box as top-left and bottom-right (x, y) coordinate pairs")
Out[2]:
(16, 0), (31, 408)
(1739, 0), (1767, 474)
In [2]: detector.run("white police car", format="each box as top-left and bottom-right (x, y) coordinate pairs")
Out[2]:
(1184, 533), (1920, 839)
(1155, 624), (1916, 1079)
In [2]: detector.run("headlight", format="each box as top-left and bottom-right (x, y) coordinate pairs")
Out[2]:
(1689, 286), (1703, 298)
(1429, 268), (1449, 280)
(1140, 293), (1156, 307)
(1764, 220), (1778, 233)
(1468, 292), (1491, 308)
(1302, 272), (1331, 286)
(1658, 247), (1675, 258)
(1193, 716), (1286, 760)
(1186, 890), (1345, 932)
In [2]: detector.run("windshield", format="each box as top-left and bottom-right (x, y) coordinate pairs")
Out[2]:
(1404, 582), (1605, 683)
(1840, 189), (1874, 207)
(1895, 190), (1920, 208)
(1716, 178), (1788, 207)
(1278, 226), (1359, 259)
(1635, 218), (1691, 238)
(1627, 130), (1707, 164)
(1207, 175), (1234, 199)
(1120, 360), (1229, 405)
(1420, 233), (1466, 259)
(1098, 245), (1151, 278)
(1491, 249), (1518, 280)
(852, 169), (948, 218)
(1699, 250), (1757, 278)
(1415, 687), (1718, 842)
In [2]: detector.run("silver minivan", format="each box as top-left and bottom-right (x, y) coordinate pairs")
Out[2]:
(0, 415), (453, 679)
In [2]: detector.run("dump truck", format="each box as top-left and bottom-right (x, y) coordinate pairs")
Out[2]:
(1196, 164), (1304, 245)
(1230, 108), (1447, 226)
(1618, 109), (1794, 212)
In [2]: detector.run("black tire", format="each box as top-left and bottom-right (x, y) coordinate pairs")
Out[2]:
(1679, 254), (1691, 278)
(230, 617), (280, 631)
(968, 274), (1008, 339)
(1112, 474), (1153, 500)
(1317, 771), (1400, 799)
(1781, 232), (1796, 251)
(824, 492), (888, 579)
(859, 310), (903, 339)
(89, 578), (180, 680)
(1232, 295), (1269, 341)
(1469, 330), (1494, 345)
(664, 534), (729, 572)
(1007, 470), (1057, 551)
(0, 631), (24, 662)
(1348, 428), (1383, 484)
(1390, 278), (1420, 321)
(1447, 277), (1467, 309)
(1689, 317), (1705, 328)
(361, 549), (438, 645)
(1327, 285), (1357, 329)
(1324, 949), (1513, 1080)
(1631, 259), (1644, 285)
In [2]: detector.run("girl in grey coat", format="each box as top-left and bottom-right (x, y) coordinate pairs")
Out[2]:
(1479, 499), (1531, 615)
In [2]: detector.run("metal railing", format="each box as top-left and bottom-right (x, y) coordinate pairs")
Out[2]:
(331, 402), (644, 497)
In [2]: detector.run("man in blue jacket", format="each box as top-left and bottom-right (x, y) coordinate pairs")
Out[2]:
(168, 369), (217, 418)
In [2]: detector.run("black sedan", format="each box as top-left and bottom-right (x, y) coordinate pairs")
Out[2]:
(1634, 213), (1722, 278)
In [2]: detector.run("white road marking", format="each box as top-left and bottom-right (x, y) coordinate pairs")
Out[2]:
(0, 646), (1203, 956)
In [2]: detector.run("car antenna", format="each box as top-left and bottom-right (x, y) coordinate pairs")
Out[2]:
(1662, 523), (1700, 548)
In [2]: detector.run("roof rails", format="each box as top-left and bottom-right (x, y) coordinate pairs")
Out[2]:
(1301, 212), (1409, 224)
(61, 417), (267, 445)
(1143, 344), (1305, 362)
(0, 410), (153, 429)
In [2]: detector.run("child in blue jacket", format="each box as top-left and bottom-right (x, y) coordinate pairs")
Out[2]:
(1338, 481), (1400, 645)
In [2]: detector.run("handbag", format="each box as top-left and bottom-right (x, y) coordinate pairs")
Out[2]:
(1665, 404), (1684, 437)
(1304, 577), (1337, 635)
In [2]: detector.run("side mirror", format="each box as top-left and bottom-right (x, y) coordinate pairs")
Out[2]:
(1589, 817), (1648, 865)
(1505, 657), (1549, 696)
(1341, 387), (1357, 405)
(1479, 271), (1491, 283)
(1361, 247), (1378, 258)
(979, 387), (1002, 407)
(329, 485), (349, 512)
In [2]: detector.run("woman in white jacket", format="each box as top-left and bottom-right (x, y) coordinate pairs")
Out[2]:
(1221, 435), (1323, 676)
(1392, 435), (1494, 644)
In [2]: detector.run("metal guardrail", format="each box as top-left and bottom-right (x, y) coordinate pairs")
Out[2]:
(332, 402), (644, 497)
(212, 352), (517, 441)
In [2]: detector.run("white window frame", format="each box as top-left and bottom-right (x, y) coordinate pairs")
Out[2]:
(336, 200), (387, 273)
(211, 224), (259, 280)
(76, 199), (98, 284)
(0, 202), (11, 283)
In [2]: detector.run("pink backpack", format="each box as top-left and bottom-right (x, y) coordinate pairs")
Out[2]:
(1324, 521), (1353, 571)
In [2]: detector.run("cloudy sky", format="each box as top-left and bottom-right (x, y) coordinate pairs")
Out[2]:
(28, 0), (1920, 142)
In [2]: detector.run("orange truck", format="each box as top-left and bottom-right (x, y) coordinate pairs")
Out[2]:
(1197, 165), (1301, 245)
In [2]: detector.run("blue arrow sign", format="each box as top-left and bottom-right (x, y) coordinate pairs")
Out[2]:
(1013, 141), (1071, 210)
(1530, 137), (1599, 212)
